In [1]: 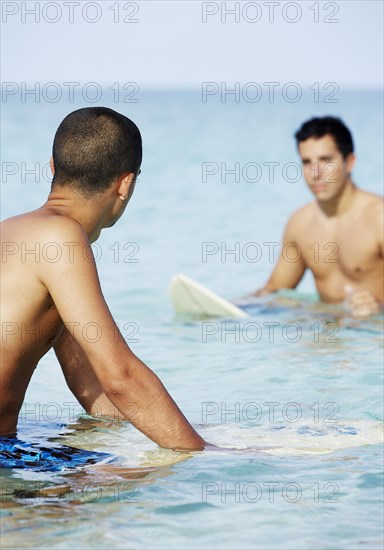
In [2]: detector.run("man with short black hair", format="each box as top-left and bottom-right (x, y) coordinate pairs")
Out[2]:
(0, 107), (205, 451)
(255, 116), (383, 317)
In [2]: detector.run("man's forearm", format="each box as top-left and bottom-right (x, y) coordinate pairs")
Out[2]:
(56, 328), (205, 450)
(104, 357), (206, 451)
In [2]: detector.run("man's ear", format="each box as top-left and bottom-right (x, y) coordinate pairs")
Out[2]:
(117, 172), (136, 201)
(50, 157), (55, 175)
(346, 152), (356, 174)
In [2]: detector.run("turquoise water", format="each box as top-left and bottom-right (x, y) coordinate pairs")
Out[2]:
(1, 91), (383, 549)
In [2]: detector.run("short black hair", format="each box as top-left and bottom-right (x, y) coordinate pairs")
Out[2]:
(294, 116), (354, 158)
(52, 107), (142, 196)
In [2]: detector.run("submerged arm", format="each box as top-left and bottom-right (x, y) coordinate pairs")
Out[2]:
(253, 215), (306, 296)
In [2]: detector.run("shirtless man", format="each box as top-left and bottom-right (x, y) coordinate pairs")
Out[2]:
(256, 116), (383, 317)
(1, 107), (205, 451)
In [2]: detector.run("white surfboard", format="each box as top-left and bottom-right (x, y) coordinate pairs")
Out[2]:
(169, 274), (248, 318)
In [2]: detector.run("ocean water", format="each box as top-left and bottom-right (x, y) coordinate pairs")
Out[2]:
(1, 90), (383, 549)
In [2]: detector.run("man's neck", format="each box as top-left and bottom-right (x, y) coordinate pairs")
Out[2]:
(317, 180), (357, 218)
(42, 187), (108, 242)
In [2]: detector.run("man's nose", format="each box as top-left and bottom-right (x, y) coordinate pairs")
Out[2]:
(317, 164), (326, 177)
(315, 163), (328, 182)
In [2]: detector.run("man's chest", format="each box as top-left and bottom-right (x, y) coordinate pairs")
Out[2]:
(298, 220), (379, 279)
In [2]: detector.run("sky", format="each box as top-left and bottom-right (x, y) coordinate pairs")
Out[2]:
(1, 0), (383, 90)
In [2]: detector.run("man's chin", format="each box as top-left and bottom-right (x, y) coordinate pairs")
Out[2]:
(311, 188), (334, 202)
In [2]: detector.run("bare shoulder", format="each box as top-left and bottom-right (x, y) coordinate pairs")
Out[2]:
(1, 209), (88, 245)
(284, 202), (316, 236)
(357, 189), (383, 206)
(357, 190), (383, 222)
(41, 212), (89, 245)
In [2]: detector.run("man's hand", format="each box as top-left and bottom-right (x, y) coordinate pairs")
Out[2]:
(344, 285), (382, 317)
(254, 286), (275, 297)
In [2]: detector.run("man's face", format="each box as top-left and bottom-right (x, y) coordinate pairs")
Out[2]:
(298, 135), (355, 202)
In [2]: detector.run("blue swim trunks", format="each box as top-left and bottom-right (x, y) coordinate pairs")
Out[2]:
(0, 436), (116, 472)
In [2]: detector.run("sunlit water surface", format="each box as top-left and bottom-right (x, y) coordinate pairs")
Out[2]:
(1, 91), (383, 549)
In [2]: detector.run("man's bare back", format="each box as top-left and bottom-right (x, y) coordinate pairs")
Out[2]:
(256, 118), (383, 316)
(0, 107), (205, 451)
(1, 209), (86, 434)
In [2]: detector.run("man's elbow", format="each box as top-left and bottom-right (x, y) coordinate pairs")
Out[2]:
(97, 352), (141, 397)
(101, 373), (130, 398)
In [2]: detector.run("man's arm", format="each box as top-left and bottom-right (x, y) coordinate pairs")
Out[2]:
(343, 200), (384, 317)
(40, 218), (205, 451)
(54, 327), (126, 421)
(254, 214), (306, 296)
